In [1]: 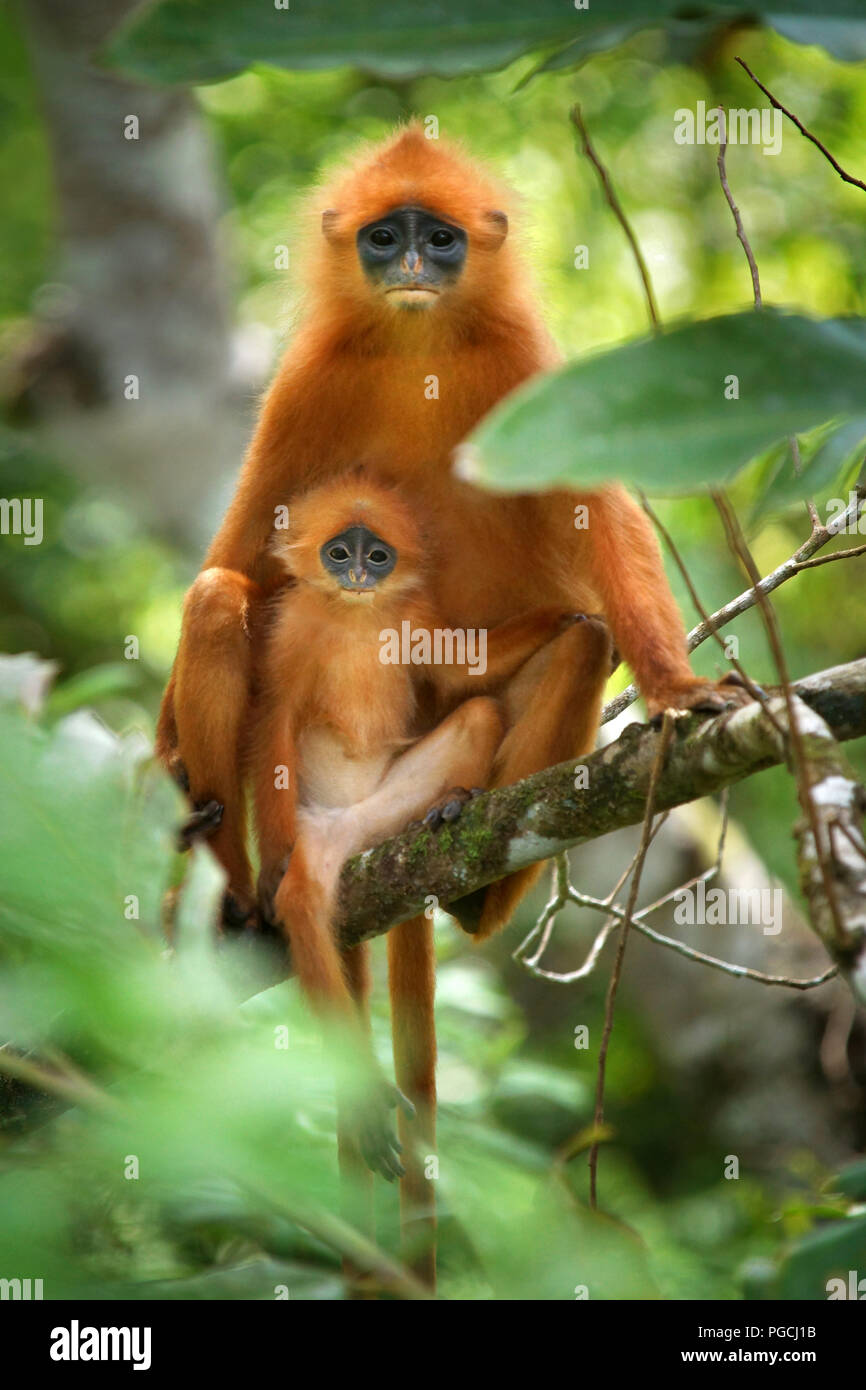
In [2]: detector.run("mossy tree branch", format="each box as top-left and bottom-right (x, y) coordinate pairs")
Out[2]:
(228, 659), (866, 1001)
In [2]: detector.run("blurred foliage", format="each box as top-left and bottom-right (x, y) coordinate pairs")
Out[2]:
(0, 429), (184, 720)
(1, 665), (862, 1300)
(0, 5), (864, 1300)
(0, 11), (53, 326)
(105, 0), (866, 85)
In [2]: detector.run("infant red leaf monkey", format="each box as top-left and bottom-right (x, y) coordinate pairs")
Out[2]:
(248, 474), (600, 1275)
(252, 475), (588, 947)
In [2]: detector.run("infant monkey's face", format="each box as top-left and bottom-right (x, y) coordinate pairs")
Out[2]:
(319, 523), (397, 598)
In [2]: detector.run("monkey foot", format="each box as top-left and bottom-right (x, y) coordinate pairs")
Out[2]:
(221, 889), (258, 933)
(409, 785), (484, 834)
(353, 1081), (415, 1182)
(176, 798), (223, 851)
(647, 671), (761, 724)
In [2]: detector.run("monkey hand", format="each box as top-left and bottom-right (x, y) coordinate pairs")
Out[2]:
(529, 608), (612, 645)
(558, 610), (608, 633)
(349, 1075), (415, 1182)
(646, 671), (759, 723)
(176, 798), (223, 851)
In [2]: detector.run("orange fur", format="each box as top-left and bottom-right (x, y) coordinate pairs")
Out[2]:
(249, 477), (571, 1289)
(157, 124), (743, 1284)
(251, 475), (576, 948)
(158, 127), (724, 921)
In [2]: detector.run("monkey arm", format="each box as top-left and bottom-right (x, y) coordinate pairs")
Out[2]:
(252, 701), (299, 893)
(203, 330), (354, 582)
(582, 486), (745, 718)
(157, 372), (316, 775)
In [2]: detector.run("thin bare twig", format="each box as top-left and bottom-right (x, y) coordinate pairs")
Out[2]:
(602, 485), (866, 724)
(516, 853), (571, 969)
(514, 811), (671, 981)
(790, 436), (821, 531)
(0, 1045), (118, 1114)
(831, 817), (866, 863)
(794, 543), (866, 571)
(517, 911), (618, 984)
(711, 491), (850, 949)
(589, 712), (674, 1210)
(570, 104), (660, 333)
(568, 888), (837, 990)
(716, 108), (762, 307)
(735, 57), (866, 195)
(638, 491), (782, 734)
(519, 787), (837, 992)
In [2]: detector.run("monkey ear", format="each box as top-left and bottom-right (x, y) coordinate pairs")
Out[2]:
(484, 210), (508, 247)
(321, 209), (339, 241)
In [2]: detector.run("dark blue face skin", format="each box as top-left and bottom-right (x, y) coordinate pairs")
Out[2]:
(320, 524), (397, 594)
(356, 205), (468, 307)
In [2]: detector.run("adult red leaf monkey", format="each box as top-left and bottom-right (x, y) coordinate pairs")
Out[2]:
(158, 123), (746, 934)
(250, 474), (597, 1282)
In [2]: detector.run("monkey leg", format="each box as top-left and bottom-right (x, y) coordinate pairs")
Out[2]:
(274, 701), (504, 1204)
(347, 696), (505, 848)
(172, 566), (261, 910)
(456, 616), (613, 941)
(388, 915), (437, 1291)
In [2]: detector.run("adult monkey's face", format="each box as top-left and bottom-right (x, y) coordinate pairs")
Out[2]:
(355, 204), (470, 309)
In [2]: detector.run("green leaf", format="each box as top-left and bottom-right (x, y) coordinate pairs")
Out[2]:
(440, 1120), (659, 1299)
(44, 662), (141, 719)
(104, 1), (866, 85)
(771, 16), (866, 62)
(0, 652), (58, 715)
(777, 1214), (866, 1300)
(106, 0), (593, 84)
(461, 310), (866, 496)
(0, 701), (176, 966)
(752, 416), (866, 518)
(829, 1159), (866, 1202)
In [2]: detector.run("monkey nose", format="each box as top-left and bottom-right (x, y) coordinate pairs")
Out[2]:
(402, 250), (422, 275)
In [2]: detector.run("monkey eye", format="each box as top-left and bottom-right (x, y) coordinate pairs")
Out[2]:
(328, 545), (350, 562)
(369, 227), (396, 247)
(430, 228), (455, 248)
(367, 548), (389, 565)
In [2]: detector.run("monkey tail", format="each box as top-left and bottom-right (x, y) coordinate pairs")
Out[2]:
(336, 940), (377, 1298)
(387, 914), (437, 1291)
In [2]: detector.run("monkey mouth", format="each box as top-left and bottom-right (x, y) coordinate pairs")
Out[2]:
(385, 286), (440, 300)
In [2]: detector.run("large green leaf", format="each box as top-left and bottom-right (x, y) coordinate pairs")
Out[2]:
(752, 415), (866, 518)
(460, 310), (866, 496)
(771, 15), (866, 61)
(777, 1214), (866, 1299)
(104, 1), (866, 85)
